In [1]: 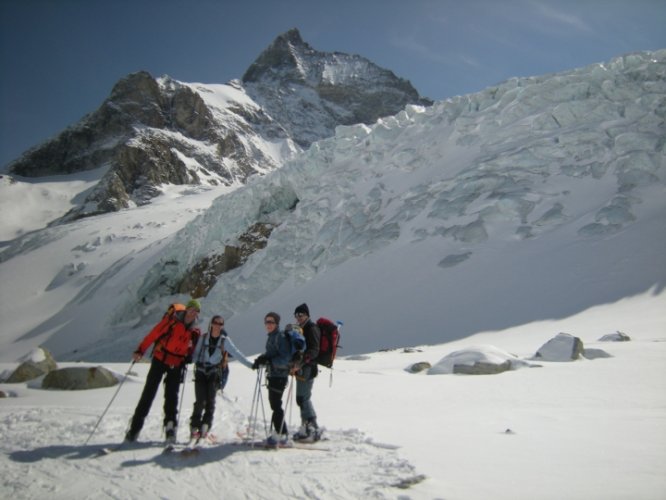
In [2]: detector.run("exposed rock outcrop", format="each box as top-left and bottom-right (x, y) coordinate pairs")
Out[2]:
(407, 361), (432, 373)
(599, 331), (631, 342)
(41, 366), (118, 390)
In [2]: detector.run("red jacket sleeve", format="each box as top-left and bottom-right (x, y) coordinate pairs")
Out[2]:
(136, 317), (171, 355)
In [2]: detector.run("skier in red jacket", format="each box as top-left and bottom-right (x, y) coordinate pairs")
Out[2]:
(125, 299), (201, 443)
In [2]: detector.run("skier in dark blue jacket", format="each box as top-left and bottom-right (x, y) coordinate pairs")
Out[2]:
(252, 312), (300, 445)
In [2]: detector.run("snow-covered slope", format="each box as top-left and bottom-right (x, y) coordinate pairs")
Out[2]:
(0, 291), (664, 499)
(0, 50), (664, 363)
(0, 49), (665, 500)
(0, 168), (104, 241)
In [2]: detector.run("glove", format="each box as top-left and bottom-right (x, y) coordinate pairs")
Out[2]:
(252, 354), (268, 370)
(190, 328), (201, 341)
(291, 351), (303, 363)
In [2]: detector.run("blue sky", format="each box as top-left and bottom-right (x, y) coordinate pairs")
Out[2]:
(1, 0), (665, 168)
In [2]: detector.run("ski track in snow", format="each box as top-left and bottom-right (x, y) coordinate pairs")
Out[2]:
(1, 395), (420, 500)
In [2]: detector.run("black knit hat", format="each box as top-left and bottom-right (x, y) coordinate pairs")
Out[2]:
(294, 303), (309, 317)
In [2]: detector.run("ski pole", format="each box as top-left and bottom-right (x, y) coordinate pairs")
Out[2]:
(278, 375), (295, 438)
(175, 364), (188, 432)
(248, 367), (258, 440)
(257, 377), (269, 439)
(248, 365), (263, 443)
(248, 366), (270, 442)
(328, 321), (343, 388)
(84, 361), (136, 446)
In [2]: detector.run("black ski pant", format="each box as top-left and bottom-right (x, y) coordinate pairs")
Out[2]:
(129, 357), (183, 434)
(267, 376), (289, 436)
(190, 369), (219, 431)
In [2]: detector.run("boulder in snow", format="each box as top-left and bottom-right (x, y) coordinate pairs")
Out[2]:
(454, 359), (512, 375)
(41, 366), (118, 390)
(407, 361), (432, 373)
(6, 347), (58, 383)
(598, 331), (631, 342)
(428, 345), (538, 375)
(533, 333), (584, 361)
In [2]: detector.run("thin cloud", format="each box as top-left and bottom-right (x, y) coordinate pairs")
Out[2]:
(391, 35), (482, 70)
(528, 1), (595, 35)
(390, 35), (450, 64)
(457, 53), (482, 69)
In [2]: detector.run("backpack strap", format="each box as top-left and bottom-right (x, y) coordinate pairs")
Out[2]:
(196, 333), (226, 373)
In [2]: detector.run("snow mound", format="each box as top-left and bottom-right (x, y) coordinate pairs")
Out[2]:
(18, 347), (48, 364)
(428, 345), (537, 375)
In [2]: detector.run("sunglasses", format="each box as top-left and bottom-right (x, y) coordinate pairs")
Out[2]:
(212, 321), (224, 326)
(264, 320), (276, 325)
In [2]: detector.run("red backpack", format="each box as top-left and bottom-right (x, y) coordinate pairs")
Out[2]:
(155, 303), (197, 365)
(315, 317), (342, 368)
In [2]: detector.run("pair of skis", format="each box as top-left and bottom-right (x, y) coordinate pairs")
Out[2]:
(239, 432), (329, 451)
(244, 440), (330, 451)
(164, 433), (216, 456)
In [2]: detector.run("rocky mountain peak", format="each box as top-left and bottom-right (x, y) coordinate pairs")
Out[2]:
(242, 29), (432, 147)
(8, 29), (431, 222)
(242, 28), (314, 84)
(109, 71), (160, 103)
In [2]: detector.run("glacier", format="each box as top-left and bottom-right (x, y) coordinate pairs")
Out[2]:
(1, 50), (664, 361)
(106, 49), (666, 358)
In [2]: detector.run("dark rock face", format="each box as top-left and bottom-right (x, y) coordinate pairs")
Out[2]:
(176, 222), (277, 298)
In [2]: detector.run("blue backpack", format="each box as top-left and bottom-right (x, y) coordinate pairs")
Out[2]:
(286, 325), (306, 355)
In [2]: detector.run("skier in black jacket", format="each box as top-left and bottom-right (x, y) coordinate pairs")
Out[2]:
(290, 303), (321, 441)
